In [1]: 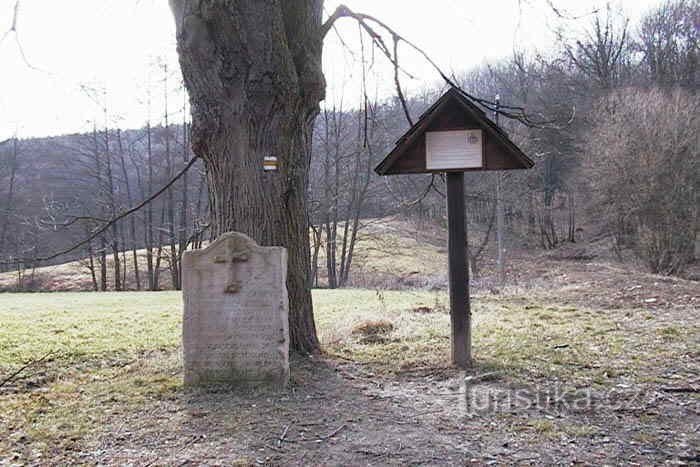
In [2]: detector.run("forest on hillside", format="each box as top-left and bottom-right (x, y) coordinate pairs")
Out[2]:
(0, 0), (697, 291)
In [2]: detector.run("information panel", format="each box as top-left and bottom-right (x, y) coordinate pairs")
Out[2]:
(426, 130), (483, 170)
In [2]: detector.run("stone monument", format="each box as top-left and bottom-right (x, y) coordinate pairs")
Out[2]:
(181, 232), (289, 387)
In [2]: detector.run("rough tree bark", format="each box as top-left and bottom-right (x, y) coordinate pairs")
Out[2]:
(170, 0), (326, 353)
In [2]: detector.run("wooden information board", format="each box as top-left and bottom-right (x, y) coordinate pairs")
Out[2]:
(375, 87), (534, 368)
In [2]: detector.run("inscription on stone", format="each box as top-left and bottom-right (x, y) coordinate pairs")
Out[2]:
(182, 232), (289, 387)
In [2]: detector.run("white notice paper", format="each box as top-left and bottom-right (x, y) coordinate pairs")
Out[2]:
(426, 130), (483, 170)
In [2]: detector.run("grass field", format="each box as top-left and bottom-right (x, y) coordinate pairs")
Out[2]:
(2, 289), (668, 380)
(1, 289), (698, 464)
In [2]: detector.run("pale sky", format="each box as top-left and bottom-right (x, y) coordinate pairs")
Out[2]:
(0, 0), (660, 140)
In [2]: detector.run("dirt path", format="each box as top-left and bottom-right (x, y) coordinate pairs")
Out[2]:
(85, 352), (698, 466)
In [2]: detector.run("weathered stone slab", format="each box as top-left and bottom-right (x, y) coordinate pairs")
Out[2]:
(182, 232), (289, 387)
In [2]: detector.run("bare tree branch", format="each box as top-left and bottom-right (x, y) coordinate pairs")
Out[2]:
(0, 0), (44, 71)
(0, 155), (201, 266)
(322, 3), (574, 129)
(39, 215), (110, 229)
(0, 350), (54, 390)
(0, 0), (19, 46)
(545, 0), (599, 20)
(393, 36), (413, 126)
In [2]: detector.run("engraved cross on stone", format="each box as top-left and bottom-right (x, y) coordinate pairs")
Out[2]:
(212, 242), (249, 294)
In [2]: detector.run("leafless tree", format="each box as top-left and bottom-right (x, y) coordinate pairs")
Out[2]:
(637, 0), (698, 88)
(116, 129), (141, 290)
(561, 4), (632, 90)
(310, 99), (380, 288)
(586, 88), (698, 274)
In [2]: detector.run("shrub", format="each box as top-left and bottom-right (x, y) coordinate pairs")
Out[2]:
(585, 88), (698, 275)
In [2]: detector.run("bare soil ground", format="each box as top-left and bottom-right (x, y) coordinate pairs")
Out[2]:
(86, 353), (699, 466)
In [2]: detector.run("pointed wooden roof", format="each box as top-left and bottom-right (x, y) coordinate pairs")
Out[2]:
(375, 87), (534, 175)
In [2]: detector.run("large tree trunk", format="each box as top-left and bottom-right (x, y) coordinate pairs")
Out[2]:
(170, 0), (325, 353)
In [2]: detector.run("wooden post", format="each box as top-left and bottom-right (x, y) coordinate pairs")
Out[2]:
(373, 88), (534, 369)
(446, 172), (471, 368)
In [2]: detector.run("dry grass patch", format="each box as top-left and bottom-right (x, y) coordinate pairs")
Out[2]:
(1, 288), (698, 462)
(351, 319), (395, 344)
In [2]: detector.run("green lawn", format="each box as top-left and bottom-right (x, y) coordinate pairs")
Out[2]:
(0, 292), (181, 366)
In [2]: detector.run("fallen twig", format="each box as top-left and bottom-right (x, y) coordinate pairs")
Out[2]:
(464, 371), (500, 384)
(0, 350), (54, 389)
(278, 423), (291, 447)
(317, 424), (347, 441)
(297, 420), (324, 427)
(412, 409), (444, 416)
(660, 386), (699, 393)
(144, 434), (203, 467)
